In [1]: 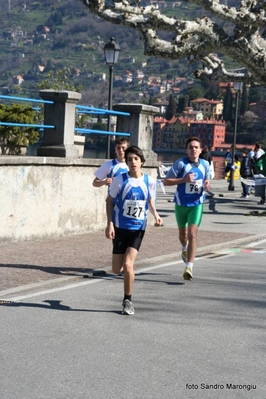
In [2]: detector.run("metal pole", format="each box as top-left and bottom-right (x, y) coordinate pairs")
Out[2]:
(106, 65), (113, 159)
(228, 90), (240, 191)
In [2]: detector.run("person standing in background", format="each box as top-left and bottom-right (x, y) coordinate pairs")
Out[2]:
(199, 145), (212, 165)
(240, 147), (252, 198)
(224, 145), (233, 179)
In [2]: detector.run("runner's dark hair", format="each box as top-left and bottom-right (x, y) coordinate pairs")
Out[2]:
(125, 146), (146, 164)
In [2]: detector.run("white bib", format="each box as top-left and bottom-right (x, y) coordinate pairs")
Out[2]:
(185, 179), (203, 194)
(123, 200), (146, 220)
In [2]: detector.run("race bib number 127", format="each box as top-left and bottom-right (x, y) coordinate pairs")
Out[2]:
(123, 200), (145, 219)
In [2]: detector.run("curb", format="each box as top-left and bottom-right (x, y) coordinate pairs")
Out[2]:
(1, 233), (265, 300)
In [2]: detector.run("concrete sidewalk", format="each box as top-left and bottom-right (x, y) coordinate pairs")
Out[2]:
(1, 178), (265, 297)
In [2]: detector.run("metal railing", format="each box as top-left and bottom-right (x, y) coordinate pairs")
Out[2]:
(75, 104), (130, 137)
(0, 94), (131, 138)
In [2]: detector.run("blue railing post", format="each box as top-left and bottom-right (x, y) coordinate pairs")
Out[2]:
(37, 90), (81, 158)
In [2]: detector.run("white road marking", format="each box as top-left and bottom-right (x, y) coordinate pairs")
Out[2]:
(2, 239), (263, 303)
(1, 261), (180, 302)
(1, 278), (103, 302)
(246, 239), (266, 248)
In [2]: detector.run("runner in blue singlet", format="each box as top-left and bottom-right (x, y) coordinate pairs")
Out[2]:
(164, 137), (211, 281)
(105, 146), (163, 315)
(92, 137), (130, 190)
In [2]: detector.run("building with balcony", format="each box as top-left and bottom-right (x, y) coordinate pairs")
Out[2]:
(190, 98), (223, 120)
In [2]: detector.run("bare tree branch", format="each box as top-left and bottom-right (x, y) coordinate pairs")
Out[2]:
(79, 0), (266, 86)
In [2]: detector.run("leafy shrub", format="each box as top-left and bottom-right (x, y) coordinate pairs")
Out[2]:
(0, 104), (39, 154)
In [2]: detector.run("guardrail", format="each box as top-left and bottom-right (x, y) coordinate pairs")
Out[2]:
(0, 93), (131, 156)
(0, 94), (130, 136)
(1, 93), (158, 160)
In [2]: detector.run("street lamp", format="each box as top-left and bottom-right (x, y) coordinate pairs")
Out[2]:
(228, 82), (243, 191)
(104, 37), (120, 158)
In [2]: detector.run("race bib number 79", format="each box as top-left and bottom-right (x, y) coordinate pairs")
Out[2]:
(185, 179), (203, 194)
(123, 200), (145, 219)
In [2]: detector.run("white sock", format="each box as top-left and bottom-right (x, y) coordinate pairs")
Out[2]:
(187, 262), (193, 269)
(182, 244), (187, 251)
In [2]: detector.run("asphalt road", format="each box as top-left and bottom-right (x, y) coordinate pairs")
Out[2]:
(1, 238), (265, 399)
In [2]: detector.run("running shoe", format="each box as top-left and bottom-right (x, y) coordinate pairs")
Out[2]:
(122, 299), (135, 315)
(183, 267), (193, 281)
(181, 249), (187, 263)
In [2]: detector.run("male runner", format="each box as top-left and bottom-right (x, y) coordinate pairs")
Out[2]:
(105, 146), (163, 315)
(163, 137), (210, 281)
(92, 137), (130, 188)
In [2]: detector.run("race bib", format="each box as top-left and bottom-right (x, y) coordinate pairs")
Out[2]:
(185, 179), (203, 194)
(123, 200), (145, 219)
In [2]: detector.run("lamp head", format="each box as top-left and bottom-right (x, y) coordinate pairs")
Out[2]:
(104, 37), (120, 66)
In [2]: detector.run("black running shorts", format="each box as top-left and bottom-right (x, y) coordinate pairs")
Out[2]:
(113, 227), (145, 254)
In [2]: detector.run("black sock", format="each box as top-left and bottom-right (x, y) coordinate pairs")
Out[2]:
(124, 294), (132, 302)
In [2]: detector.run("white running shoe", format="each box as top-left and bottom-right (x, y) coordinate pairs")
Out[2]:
(122, 299), (135, 315)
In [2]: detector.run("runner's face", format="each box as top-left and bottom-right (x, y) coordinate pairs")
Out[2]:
(115, 144), (128, 161)
(126, 153), (142, 173)
(186, 140), (201, 161)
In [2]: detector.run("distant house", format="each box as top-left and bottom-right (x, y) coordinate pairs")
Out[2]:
(190, 98), (223, 119)
(189, 119), (226, 150)
(36, 65), (45, 72)
(98, 73), (106, 81)
(122, 70), (133, 84)
(43, 26), (50, 33)
(153, 114), (226, 150)
(172, 87), (180, 97)
(153, 85), (166, 94)
(182, 106), (203, 120)
(147, 76), (162, 84)
(13, 75), (24, 85)
(153, 102), (168, 114)
(135, 92), (144, 100)
(156, 116), (190, 149)
(133, 70), (144, 82)
(154, 116), (177, 149)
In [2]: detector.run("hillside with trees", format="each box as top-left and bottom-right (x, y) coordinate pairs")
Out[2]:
(0, 0), (200, 107)
(1, 0), (266, 145)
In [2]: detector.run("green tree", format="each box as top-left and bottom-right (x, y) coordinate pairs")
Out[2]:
(187, 86), (204, 101)
(177, 95), (189, 114)
(223, 84), (233, 124)
(240, 83), (249, 116)
(38, 68), (82, 92)
(165, 94), (177, 121)
(249, 87), (264, 103)
(238, 111), (259, 134)
(0, 104), (39, 154)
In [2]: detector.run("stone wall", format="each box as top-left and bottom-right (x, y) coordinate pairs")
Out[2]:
(0, 156), (158, 243)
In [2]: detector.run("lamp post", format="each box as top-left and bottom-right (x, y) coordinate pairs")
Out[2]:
(228, 82), (243, 191)
(104, 37), (120, 158)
